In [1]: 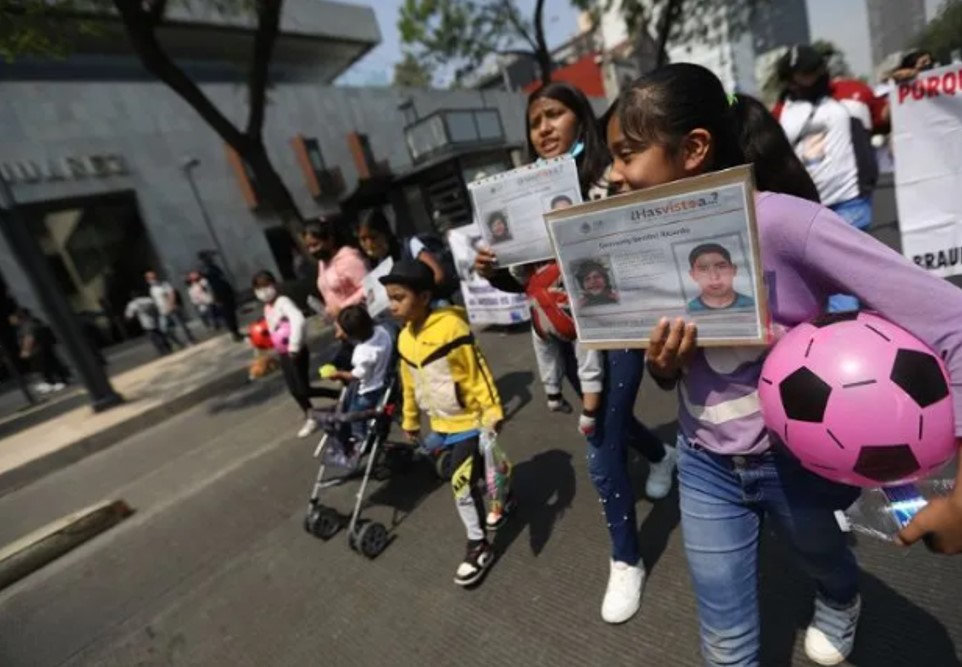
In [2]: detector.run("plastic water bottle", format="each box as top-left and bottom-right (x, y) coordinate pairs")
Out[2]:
(836, 478), (955, 542)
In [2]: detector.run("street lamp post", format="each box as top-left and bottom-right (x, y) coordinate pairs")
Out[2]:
(0, 173), (123, 412)
(181, 157), (233, 283)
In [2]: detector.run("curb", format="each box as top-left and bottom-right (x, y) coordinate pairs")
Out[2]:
(0, 499), (134, 590)
(0, 327), (336, 498)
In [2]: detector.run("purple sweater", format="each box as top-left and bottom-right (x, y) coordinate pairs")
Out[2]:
(679, 192), (962, 455)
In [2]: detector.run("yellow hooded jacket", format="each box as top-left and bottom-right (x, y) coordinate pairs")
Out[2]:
(397, 306), (503, 434)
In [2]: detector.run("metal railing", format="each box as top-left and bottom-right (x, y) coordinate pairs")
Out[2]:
(404, 108), (506, 163)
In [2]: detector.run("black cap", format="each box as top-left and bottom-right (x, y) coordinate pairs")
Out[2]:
(378, 259), (434, 293)
(778, 44), (824, 79)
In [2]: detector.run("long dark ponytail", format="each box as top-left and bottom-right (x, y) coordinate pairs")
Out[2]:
(732, 94), (820, 203)
(526, 82), (609, 197)
(617, 64), (818, 201)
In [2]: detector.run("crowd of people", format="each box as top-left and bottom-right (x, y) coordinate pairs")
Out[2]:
(234, 43), (962, 667)
(4, 39), (960, 667)
(122, 251), (243, 359)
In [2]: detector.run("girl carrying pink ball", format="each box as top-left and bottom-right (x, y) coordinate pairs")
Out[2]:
(608, 64), (962, 667)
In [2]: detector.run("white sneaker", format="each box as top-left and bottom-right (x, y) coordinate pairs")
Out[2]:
(297, 418), (319, 439)
(645, 444), (677, 499)
(601, 559), (645, 624)
(49, 382), (66, 393)
(804, 595), (861, 665)
(33, 382), (52, 395)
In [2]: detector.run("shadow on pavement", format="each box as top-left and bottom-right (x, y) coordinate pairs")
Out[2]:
(758, 530), (961, 666)
(207, 376), (287, 414)
(497, 370), (535, 422)
(634, 420), (682, 575)
(0, 390), (88, 440)
(492, 448), (577, 558)
(363, 453), (445, 531)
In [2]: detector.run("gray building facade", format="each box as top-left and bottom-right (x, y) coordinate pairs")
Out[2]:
(867, 0), (927, 67)
(0, 1), (530, 335)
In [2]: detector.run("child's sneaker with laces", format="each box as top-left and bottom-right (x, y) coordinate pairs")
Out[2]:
(804, 595), (861, 665)
(454, 539), (493, 587)
(645, 444), (677, 499)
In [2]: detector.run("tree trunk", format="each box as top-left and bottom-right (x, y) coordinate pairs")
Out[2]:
(240, 139), (304, 233)
(533, 0), (552, 85)
(113, 1), (304, 236)
(655, 0), (684, 67)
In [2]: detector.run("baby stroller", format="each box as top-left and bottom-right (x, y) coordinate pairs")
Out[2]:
(302, 365), (416, 558)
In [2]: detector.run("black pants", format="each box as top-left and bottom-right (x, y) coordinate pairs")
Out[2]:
(279, 349), (339, 413)
(449, 434), (487, 541)
(216, 290), (240, 338)
(147, 330), (172, 356)
(35, 344), (70, 384)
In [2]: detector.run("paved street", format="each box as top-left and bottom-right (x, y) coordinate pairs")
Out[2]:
(0, 327), (960, 667)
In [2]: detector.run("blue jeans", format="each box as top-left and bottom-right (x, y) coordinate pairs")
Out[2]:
(347, 386), (380, 439)
(677, 436), (860, 667)
(586, 349), (666, 565)
(827, 196), (873, 313)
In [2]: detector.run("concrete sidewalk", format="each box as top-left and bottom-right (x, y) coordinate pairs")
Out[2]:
(0, 319), (332, 497)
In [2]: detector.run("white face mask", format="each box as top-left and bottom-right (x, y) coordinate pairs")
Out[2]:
(255, 286), (277, 303)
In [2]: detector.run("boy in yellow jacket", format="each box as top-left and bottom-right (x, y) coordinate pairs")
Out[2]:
(380, 260), (505, 587)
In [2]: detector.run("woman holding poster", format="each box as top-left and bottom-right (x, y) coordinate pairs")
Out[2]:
(607, 63), (962, 666)
(475, 81), (676, 626)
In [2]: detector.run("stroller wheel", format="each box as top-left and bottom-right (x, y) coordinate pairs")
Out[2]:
(434, 449), (453, 480)
(355, 521), (389, 559)
(305, 506), (341, 540)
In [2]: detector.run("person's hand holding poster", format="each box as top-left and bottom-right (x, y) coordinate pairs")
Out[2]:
(468, 155), (582, 266)
(546, 165), (768, 348)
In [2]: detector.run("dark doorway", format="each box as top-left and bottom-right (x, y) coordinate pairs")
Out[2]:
(17, 190), (161, 346)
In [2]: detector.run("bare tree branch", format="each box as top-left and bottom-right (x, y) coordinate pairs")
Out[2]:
(246, 0), (282, 139)
(112, 1), (245, 148)
(500, 0), (537, 52)
(533, 0), (550, 84)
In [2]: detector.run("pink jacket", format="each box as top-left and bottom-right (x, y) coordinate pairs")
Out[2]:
(316, 246), (368, 318)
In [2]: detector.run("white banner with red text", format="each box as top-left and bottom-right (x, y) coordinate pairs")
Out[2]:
(892, 64), (962, 277)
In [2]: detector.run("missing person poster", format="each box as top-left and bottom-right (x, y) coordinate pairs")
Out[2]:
(447, 224), (530, 326)
(363, 257), (393, 318)
(891, 64), (962, 277)
(467, 155), (582, 266)
(545, 165), (768, 348)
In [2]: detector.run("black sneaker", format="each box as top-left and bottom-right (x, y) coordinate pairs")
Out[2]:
(546, 395), (572, 413)
(454, 540), (493, 587)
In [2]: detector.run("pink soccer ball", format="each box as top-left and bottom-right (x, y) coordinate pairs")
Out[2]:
(759, 311), (956, 487)
(270, 318), (292, 355)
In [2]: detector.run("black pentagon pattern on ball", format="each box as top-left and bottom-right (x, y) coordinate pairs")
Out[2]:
(890, 348), (950, 408)
(853, 445), (921, 483)
(779, 367), (832, 422)
(810, 311), (860, 328)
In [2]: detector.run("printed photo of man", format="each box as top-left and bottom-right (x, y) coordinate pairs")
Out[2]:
(686, 243), (755, 312)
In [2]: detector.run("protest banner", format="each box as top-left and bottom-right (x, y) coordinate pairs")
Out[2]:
(467, 155), (582, 266)
(545, 165), (767, 348)
(891, 64), (962, 277)
(447, 225), (530, 326)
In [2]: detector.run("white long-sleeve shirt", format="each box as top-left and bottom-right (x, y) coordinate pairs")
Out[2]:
(264, 295), (306, 354)
(350, 325), (393, 395)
